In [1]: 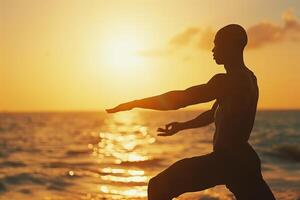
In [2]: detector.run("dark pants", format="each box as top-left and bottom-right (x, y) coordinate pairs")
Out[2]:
(148, 144), (276, 200)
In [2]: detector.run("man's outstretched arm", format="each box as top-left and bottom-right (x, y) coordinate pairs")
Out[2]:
(157, 101), (218, 136)
(106, 74), (226, 113)
(106, 90), (189, 113)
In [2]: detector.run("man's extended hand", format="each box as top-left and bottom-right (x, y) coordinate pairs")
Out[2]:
(157, 122), (182, 136)
(106, 102), (133, 113)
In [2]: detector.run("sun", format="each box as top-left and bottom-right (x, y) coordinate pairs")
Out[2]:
(104, 35), (144, 71)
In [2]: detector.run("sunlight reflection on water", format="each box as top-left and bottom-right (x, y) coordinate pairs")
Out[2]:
(100, 185), (148, 198)
(94, 112), (153, 198)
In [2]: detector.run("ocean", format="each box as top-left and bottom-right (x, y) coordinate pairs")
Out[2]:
(0, 110), (299, 200)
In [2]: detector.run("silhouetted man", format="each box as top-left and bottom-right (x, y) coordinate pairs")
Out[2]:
(106, 24), (276, 200)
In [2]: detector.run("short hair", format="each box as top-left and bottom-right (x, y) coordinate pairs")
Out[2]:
(216, 24), (248, 49)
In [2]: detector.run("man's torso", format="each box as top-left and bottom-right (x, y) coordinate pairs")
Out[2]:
(213, 68), (259, 151)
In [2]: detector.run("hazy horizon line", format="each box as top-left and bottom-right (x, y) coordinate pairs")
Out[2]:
(1, 108), (300, 114)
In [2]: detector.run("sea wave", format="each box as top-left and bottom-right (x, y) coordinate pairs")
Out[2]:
(267, 144), (300, 162)
(0, 172), (74, 193)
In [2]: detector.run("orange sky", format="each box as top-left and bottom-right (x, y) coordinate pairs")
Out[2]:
(1, 0), (300, 111)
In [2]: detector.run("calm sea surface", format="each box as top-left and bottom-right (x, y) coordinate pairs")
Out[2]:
(0, 110), (299, 200)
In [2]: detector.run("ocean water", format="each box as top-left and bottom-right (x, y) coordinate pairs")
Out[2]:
(0, 110), (299, 200)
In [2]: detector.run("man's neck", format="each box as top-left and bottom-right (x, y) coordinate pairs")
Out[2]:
(224, 56), (246, 75)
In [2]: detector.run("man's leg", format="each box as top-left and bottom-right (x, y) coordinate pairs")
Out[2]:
(224, 144), (276, 200)
(147, 152), (226, 200)
(226, 178), (276, 200)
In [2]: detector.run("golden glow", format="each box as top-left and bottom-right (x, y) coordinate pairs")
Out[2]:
(101, 168), (125, 174)
(101, 167), (145, 176)
(2, 1), (300, 111)
(124, 153), (149, 162)
(68, 171), (75, 176)
(103, 35), (144, 70)
(111, 111), (140, 126)
(101, 175), (148, 183)
(128, 169), (145, 176)
(100, 185), (147, 198)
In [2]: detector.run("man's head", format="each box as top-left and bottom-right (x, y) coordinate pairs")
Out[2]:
(212, 24), (247, 65)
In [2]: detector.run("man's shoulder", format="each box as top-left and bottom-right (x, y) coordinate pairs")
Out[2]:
(212, 73), (227, 79)
(208, 73), (227, 84)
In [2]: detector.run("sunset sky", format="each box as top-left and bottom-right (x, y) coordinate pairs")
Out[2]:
(1, 0), (300, 111)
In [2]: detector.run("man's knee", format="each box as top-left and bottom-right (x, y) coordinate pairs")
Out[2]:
(148, 176), (163, 195)
(148, 177), (160, 200)
(226, 179), (275, 200)
(148, 177), (157, 193)
(148, 176), (173, 200)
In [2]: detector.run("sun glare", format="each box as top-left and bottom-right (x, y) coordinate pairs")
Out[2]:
(104, 35), (144, 71)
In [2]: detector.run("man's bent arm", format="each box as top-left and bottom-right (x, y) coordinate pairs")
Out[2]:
(179, 101), (218, 130)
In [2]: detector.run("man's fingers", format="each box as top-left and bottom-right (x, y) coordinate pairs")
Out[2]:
(157, 133), (172, 136)
(105, 104), (123, 113)
(157, 129), (176, 136)
(165, 124), (172, 130)
(157, 127), (167, 132)
(166, 122), (177, 130)
(105, 108), (115, 113)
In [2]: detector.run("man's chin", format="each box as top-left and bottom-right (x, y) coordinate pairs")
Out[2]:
(214, 59), (223, 65)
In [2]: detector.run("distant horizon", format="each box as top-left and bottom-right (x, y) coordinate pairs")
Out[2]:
(1, 108), (300, 113)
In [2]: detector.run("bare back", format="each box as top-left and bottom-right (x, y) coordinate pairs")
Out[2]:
(213, 68), (259, 151)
